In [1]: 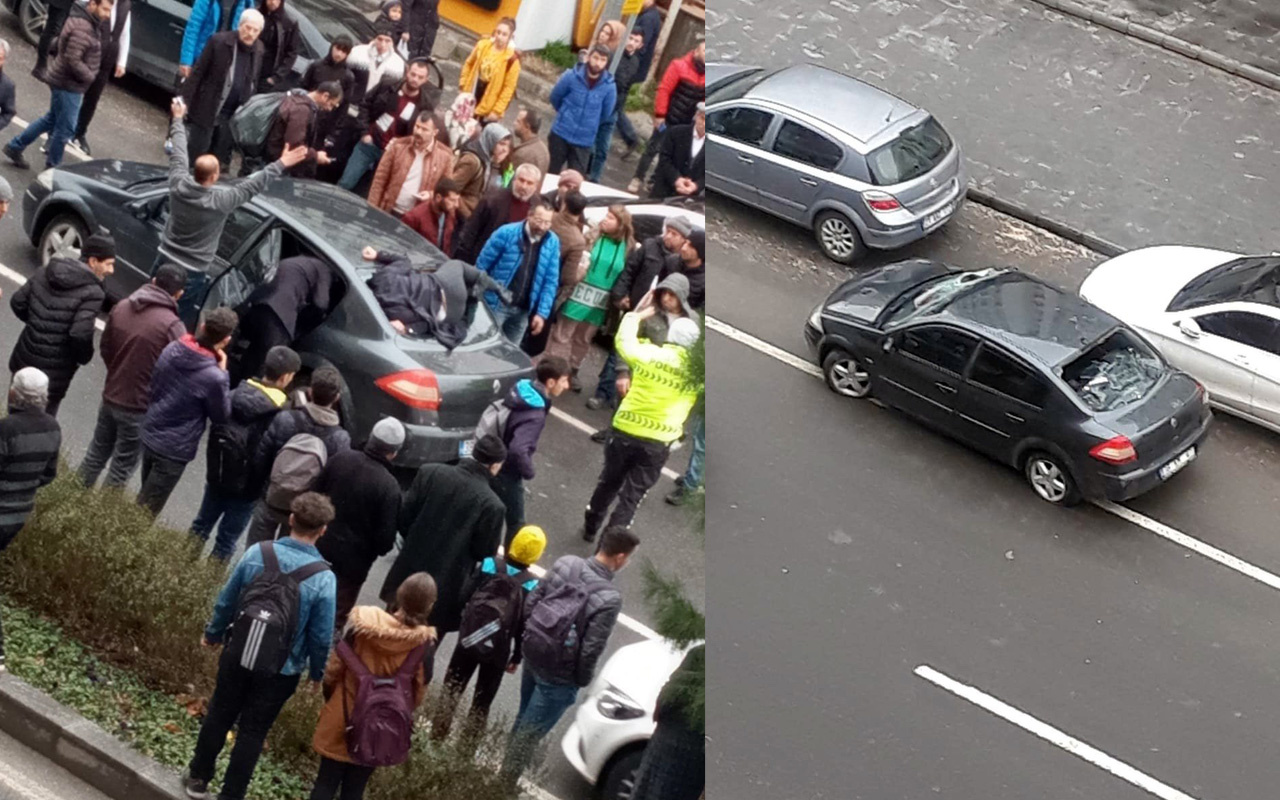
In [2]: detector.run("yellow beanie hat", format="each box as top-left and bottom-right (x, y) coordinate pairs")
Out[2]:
(509, 525), (547, 566)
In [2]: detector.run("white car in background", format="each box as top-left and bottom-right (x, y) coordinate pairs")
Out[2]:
(1080, 246), (1280, 433)
(541, 173), (706, 240)
(561, 638), (696, 799)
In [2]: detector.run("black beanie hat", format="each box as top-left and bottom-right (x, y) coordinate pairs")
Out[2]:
(83, 232), (116, 261)
(688, 228), (704, 262)
(472, 434), (508, 466)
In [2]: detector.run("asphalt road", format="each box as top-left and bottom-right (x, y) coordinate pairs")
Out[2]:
(708, 190), (1280, 798)
(0, 727), (112, 800)
(708, 0), (1280, 254)
(0, 18), (702, 800)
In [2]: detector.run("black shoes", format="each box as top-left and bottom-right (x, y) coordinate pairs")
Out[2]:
(590, 429), (609, 444)
(74, 136), (91, 156)
(570, 369), (582, 393)
(3, 144), (29, 169)
(182, 774), (209, 799)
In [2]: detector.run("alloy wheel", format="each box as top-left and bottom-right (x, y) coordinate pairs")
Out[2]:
(1027, 457), (1068, 503)
(819, 216), (857, 259)
(21, 0), (47, 44)
(43, 223), (82, 265)
(829, 357), (870, 397)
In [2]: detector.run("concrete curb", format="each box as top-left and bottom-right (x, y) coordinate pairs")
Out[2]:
(965, 186), (1126, 257)
(1027, 0), (1280, 92)
(0, 673), (184, 800)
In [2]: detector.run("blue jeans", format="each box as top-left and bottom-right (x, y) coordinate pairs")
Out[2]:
(588, 111), (618, 183)
(614, 108), (638, 148)
(682, 414), (705, 490)
(174, 269), (212, 331)
(190, 484), (255, 561)
(500, 668), (579, 785)
(338, 140), (383, 191)
(492, 304), (530, 346)
(8, 88), (82, 166)
(593, 350), (620, 404)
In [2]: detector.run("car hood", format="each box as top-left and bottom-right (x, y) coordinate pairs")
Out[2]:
(1079, 245), (1240, 320)
(706, 62), (762, 93)
(590, 639), (695, 710)
(52, 159), (167, 192)
(824, 259), (958, 325)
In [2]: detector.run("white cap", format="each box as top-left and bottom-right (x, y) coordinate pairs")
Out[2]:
(370, 417), (406, 449)
(668, 317), (701, 348)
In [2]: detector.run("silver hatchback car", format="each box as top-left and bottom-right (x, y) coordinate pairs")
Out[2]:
(706, 63), (966, 264)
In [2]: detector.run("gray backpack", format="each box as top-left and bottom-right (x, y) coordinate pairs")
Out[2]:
(475, 399), (511, 442)
(266, 433), (328, 511)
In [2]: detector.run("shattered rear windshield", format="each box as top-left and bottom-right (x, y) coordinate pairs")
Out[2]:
(1061, 330), (1165, 412)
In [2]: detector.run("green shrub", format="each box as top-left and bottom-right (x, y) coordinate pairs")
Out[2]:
(626, 79), (656, 113)
(536, 40), (578, 71)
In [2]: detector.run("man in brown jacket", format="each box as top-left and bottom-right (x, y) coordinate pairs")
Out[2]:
(550, 191), (588, 307)
(368, 111), (453, 215)
(78, 264), (187, 489)
(261, 82), (343, 177)
(509, 107), (550, 175)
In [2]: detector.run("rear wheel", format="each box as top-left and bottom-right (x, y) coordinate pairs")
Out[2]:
(814, 210), (864, 265)
(39, 213), (88, 267)
(597, 746), (645, 800)
(1023, 451), (1081, 507)
(18, 0), (46, 46)
(822, 348), (872, 399)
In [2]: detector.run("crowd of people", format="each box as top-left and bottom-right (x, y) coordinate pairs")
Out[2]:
(0, 3), (705, 799)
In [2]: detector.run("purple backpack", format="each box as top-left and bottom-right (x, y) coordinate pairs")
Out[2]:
(337, 640), (427, 767)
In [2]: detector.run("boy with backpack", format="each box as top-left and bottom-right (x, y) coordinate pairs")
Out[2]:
(308, 572), (437, 800)
(432, 524), (546, 747)
(499, 526), (640, 787)
(480, 357), (572, 549)
(190, 346), (300, 561)
(246, 367), (351, 546)
(184, 493), (338, 800)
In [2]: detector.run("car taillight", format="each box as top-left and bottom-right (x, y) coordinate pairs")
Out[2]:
(1090, 435), (1137, 465)
(376, 369), (440, 411)
(865, 191), (902, 212)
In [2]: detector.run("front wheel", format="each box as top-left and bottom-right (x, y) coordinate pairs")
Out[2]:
(813, 210), (864, 265)
(1023, 451), (1081, 507)
(597, 746), (645, 800)
(823, 348), (872, 399)
(18, 0), (46, 46)
(38, 213), (88, 267)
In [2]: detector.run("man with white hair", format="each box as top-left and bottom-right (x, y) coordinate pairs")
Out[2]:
(180, 9), (266, 167)
(0, 367), (62, 672)
(452, 162), (542, 263)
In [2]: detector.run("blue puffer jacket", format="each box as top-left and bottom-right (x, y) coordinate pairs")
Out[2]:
(476, 222), (560, 321)
(141, 336), (231, 463)
(180, 0), (252, 67)
(549, 64), (617, 147)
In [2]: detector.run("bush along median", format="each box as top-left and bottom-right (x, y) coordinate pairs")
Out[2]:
(0, 471), (537, 800)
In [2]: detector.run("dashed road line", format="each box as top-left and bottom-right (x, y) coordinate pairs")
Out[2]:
(708, 313), (1280, 596)
(915, 664), (1201, 800)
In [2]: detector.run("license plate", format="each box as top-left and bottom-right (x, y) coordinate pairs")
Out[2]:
(459, 439), (475, 459)
(1158, 446), (1196, 481)
(922, 201), (956, 230)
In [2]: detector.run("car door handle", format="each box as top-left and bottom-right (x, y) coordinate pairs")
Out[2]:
(737, 155), (754, 164)
(1005, 412), (1025, 423)
(934, 382), (956, 395)
(799, 177), (818, 186)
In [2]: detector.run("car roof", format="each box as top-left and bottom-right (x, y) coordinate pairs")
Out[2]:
(747, 64), (919, 144)
(934, 273), (1119, 367)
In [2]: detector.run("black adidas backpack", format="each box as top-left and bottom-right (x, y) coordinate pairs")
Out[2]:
(225, 542), (331, 674)
(457, 558), (533, 666)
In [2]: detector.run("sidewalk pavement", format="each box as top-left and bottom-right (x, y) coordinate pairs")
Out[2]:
(711, 0), (1280, 254)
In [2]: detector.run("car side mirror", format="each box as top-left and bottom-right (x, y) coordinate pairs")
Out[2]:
(1175, 317), (1202, 339)
(127, 200), (150, 220)
(882, 336), (894, 352)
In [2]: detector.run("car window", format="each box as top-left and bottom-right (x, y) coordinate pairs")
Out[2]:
(217, 208), (269, 262)
(898, 326), (978, 374)
(1061, 329), (1165, 412)
(1168, 256), (1280, 313)
(866, 116), (952, 186)
(707, 68), (774, 105)
(771, 120), (842, 171)
(968, 346), (1050, 407)
(707, 107), (773, 148)
(1195, 310), (1280, 354)
(204, 228), (282, 313)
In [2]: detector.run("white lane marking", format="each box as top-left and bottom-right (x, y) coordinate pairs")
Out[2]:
(914, 665), (1201, 800)
(9, 115), (92, 164)
(0, 260), (666, 643)
(549, 406), (683, 481)
(708, 314), (1280, 596)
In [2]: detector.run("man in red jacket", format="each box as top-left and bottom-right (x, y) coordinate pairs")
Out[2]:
(628, 38), (705, 194)
(78, 264), (188, 489)
(402, 177), (462, 254)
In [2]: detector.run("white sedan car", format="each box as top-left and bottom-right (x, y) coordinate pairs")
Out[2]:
(1080, 246), (1280, 433)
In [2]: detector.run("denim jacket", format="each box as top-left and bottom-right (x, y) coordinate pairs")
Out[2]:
(205, 537), (337, 681)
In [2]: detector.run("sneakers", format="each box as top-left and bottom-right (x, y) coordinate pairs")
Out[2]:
(73, 136), (91, 156)
(590, 429), (609, 444)
(2, 144), (29, 169)
(570, 369), (583, 393)
(665, 483), (703, 506)
(626, 177), (643, 194)
(585, 396), (608, 411)
(182, 774), (209, 799)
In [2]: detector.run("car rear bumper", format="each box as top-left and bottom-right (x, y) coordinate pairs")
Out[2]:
(860, 177), (966, 250)
(1085, 413), (1213, 502)
(393, 421), (480, 468)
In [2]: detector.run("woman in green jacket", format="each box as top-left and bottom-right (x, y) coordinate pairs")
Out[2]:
(541, 205), (635, 376)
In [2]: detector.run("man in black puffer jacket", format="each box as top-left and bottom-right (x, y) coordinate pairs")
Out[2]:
(313, 417), (404, 634)
(9, 233), (115, 417)
(254, 0), (298, 92)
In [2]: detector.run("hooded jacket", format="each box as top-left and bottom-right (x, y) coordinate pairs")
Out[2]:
(256, 0), (299, 89)
(47, 2), (103, 94)
(655, 51), (705, 127)
(347, 43), (405, 105)
(368, 135), (454, 214)
(459, 37), (520, 119)
(255, 403), (352, 491)
(246, 255), (332, 338)
(99, 283), (186, 412)
(381, 459), (505, 633)
(476, 221), (561, 320)
(312, 606), (436, 763)
(206, 378), (286, 498)
(314, 447), (401, 580)
(141, 336), (232, 463)
(302, 52), (355, 119)
(548, 64), (617, 148)
(612, 311), (699, 444)
(614, 272), (699, 380)
(179, 0), (251, 67)
(523, 554), (621, 687)
(9, 257), (105, 398)
(660, 255), (705, 310)
(367, 252), (506, 349)
(499, 379), (549, 481)
(452, 125), (509, 218)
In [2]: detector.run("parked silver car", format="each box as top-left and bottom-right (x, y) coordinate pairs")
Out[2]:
(706, 63), (966, 264)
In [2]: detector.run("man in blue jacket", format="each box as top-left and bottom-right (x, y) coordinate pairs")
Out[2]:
(179, 0), (253, 79)
(547, 45), (616, 174)
(476, 202), (560, 348)
(184, 491), (337, 800)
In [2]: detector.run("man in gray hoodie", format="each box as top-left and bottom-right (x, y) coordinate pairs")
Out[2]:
(161, 98), (307, 328)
